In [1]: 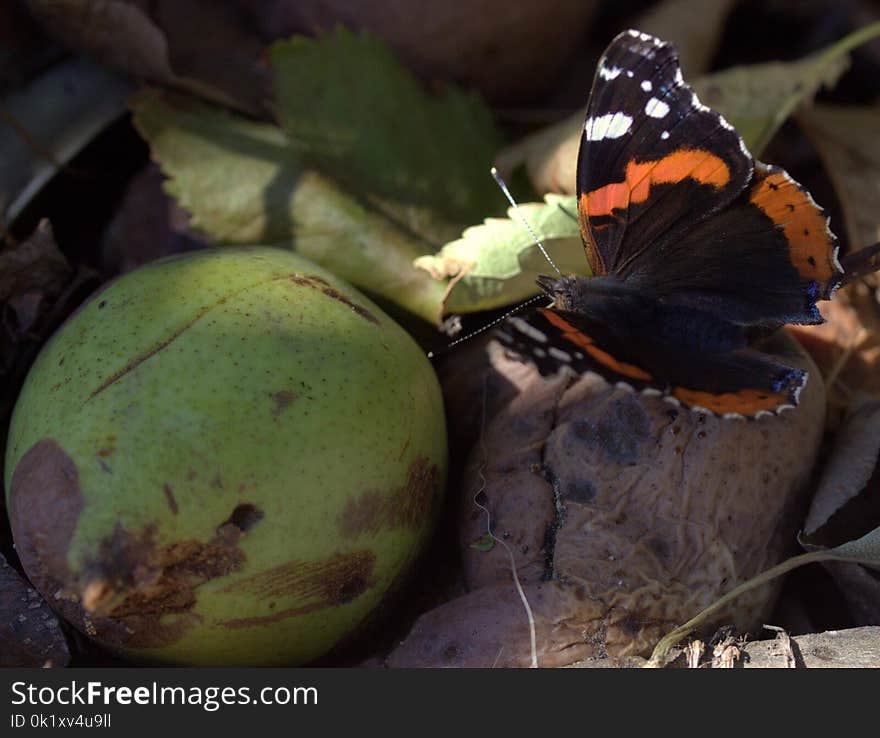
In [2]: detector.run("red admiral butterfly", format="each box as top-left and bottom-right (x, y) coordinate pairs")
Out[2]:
(498, 30), (843, 419)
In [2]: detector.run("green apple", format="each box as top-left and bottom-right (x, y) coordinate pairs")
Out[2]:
(4, 247), (446, 666)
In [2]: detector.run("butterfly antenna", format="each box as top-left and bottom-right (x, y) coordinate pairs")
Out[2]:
(427, 294), (547, 358)
(491, 166), (562, 276)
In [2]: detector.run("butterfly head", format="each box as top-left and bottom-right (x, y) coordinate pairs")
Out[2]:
(537, 273), (634, 314)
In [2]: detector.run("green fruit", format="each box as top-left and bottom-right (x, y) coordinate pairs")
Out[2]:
(4, 247), (446, 666)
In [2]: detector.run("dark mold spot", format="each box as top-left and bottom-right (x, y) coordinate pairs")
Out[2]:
(98, 300), (107, 309)
(97, 447), (114, 458)
(646, 536), (670, 562)
(222, 503), (264, 533)
(572, 395), (649, 464)
(162, 484), (178, 515)
(563, 479), (596, 504)
(338, 457), (442, 538)
(616, 615), (646, 638)
(269, 390), (298, 417)
(217, 550), (376, 629)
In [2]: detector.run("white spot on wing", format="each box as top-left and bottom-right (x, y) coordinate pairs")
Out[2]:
(584, 112), (633, 141)
(660, 130), (670, 140)
(640, 80), (652, 92)
(599, 65), (622, 80)
(509, 317), (547, 343)
(548, 347), (572, 363)
(645, 97), (670, 118)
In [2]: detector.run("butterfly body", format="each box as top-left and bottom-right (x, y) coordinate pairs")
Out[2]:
(499, 30), (842, 419)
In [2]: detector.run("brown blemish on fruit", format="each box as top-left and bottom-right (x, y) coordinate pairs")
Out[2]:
(217, 550), (376, 629)
(84, 275), (296, 403)
(320, 287), (379, 324)
(338, 457), (442, 538)
(288, 274), (379, 324)
(304, 274), (331, 287)
(220, 602), (325, 629)
(97, 446), (114, 458)
(79, 522), (246, 648)
(9, 439), (85, 609)
(162, 484), (178, 515)
(269, 390), (298, 417)
(9, 446), (249, 649)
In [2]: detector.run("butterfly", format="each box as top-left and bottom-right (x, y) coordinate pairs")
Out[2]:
(497, 29), (842, 419)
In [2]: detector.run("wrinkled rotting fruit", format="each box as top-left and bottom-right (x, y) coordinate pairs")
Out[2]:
(386, 331), (823, 667)
(4, 247), (447, 666)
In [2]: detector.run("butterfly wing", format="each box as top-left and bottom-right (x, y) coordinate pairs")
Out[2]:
(498, 307), (805, 418)
(577, 30), (752, 276)
(624, 163), (842, 326)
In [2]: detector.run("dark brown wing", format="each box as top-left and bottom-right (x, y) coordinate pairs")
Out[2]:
(577, 30), (752, 276)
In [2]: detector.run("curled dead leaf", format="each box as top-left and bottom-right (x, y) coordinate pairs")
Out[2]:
(804, 395), (880, 538)
(27, 0), (269, 116)
(800, 396), (880, 626)
(0, 221), (99, 482)
(799, 104), (880, 252)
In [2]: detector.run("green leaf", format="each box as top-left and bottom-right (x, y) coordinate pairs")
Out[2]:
(131, 89), (447, 323)
(270, 27), (504, 230)
(470, 533), (496, 552)
(691, 22), (880, 155)
(414, 194), (587, 314)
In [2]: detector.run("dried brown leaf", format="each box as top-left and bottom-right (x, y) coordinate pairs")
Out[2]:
(27, 0), (269, 116)
(0, 554), (69, 667)
(635, 0), (736, 78)
(804, 396), (880, 536)
(799, 104), (880, 252)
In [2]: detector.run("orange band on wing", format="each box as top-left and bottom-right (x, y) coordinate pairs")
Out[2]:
(540, 309), (652, 382)
(578, 149), (731, 220)
(749, 170), (837, 285)
(671, 386), (788, 415)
